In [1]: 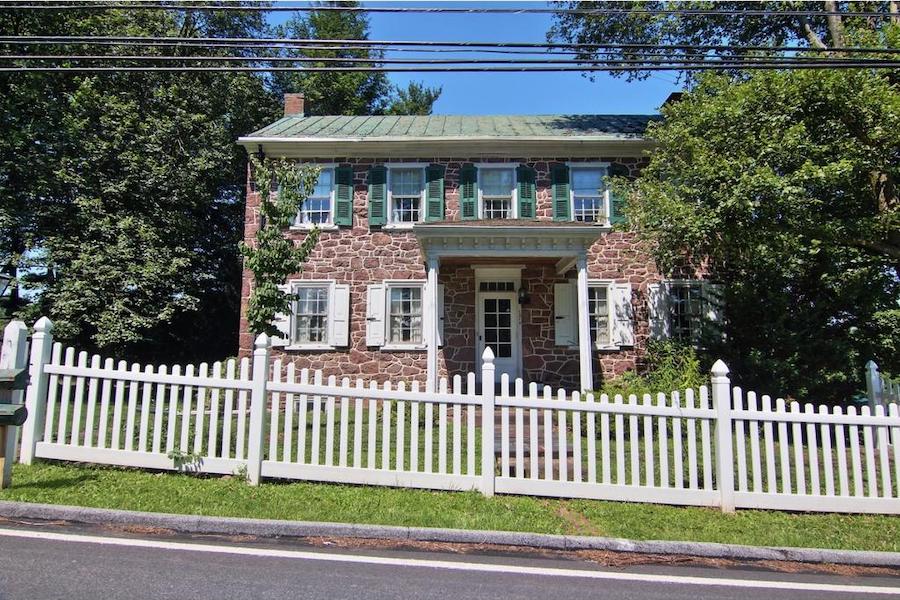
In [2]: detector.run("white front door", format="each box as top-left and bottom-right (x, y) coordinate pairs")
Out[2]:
(476, 292), (521, 381)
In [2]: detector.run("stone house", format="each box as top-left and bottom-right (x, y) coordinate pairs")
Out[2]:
(237, 94), (719, 391)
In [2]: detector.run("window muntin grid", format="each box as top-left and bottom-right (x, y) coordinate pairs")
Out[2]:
(293, 286), (329, 344)
(388, 286), (423, 344)
(669, 283), (704, 343)
(480, 168), (514, 219)
(299, 168), (333, 225)
(482, 297), (513, 358)
(390, 168), (423, 223)
(588, 286), (611, 346)
(571, 167), (607, 223)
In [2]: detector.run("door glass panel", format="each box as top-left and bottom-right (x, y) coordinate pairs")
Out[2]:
(483, 296), (513, 359)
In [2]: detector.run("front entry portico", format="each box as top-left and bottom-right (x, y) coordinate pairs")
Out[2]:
(415, 221), (607, 392)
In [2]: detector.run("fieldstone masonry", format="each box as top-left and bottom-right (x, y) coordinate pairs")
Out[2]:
(240, 155), (698, 390)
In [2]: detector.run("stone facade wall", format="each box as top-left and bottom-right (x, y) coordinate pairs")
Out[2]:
(240, 154), (695, 390)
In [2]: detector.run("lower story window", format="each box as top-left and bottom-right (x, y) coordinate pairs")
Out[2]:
(669, 282), (704, 342)
(294, 286), (329, 344)
(388, 286), (423, 344)
(588, 286), (611, 346)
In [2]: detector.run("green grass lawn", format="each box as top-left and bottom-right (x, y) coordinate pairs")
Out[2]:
(1, 461), (898, 553)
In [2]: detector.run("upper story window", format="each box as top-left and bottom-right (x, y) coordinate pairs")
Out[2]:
(298, 167), (334, 225)
(571, 166), (608, 224)
(388, 166), (425, 224)
(479, 168), (516, 220)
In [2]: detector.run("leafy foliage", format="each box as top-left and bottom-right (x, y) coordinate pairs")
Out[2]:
(614, 67), (900, 403)
(598, 341), (707, 399)
(239, 158), (320, 337)
(271, 1), (441, 115)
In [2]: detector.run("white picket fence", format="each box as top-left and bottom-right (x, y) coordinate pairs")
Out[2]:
(9, 317), (900, 514)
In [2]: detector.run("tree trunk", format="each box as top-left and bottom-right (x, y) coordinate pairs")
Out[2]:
(823, 1), (846, 48)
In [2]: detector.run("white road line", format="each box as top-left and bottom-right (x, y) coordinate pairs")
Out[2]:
(0, 527), (897, 596)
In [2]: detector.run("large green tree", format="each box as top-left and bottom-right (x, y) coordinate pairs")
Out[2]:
(272, 1), (441, 115)
(0, 5), (279, 362)
(618, 69), (899, 402)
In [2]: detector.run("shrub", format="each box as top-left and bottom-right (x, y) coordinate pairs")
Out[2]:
(596, 341), (707, 399)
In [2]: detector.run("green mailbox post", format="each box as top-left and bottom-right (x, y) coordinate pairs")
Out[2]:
(0, 367), (28, 488)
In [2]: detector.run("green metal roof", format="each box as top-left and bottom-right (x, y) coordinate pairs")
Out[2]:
(243, 114), (658, 140)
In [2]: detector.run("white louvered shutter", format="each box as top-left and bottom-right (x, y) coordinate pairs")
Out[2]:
(365, 283), (386, 346)
(331, 284), (350, 347)
(271, 283), (292, 347)
(611, 283), (635, 347)
(554, 282), (577, 346)
(647, 282), (670, 340)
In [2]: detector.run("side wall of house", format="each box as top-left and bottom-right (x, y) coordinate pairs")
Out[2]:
(239, 155), (693, 389)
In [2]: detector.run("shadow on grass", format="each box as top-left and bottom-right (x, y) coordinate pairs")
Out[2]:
(12, 473), (99, 491)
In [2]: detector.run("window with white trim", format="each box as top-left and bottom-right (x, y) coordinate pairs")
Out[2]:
(388, 166), (425, 224)
(297, 168), (333, 225)
(388, 284), (424, 345)
(479, 168), (515, 219)
(293, 285), (329, 344)
(588, 285), (612, 347)
(571, 166), (608, 223)
(668, 281), (704, 343)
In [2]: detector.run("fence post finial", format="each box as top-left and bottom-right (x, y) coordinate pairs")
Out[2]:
(20, 317), (55, 465)
(480, 345), (496, 497)
(710, 359), (735, 513)
(246, 331), (271, 485)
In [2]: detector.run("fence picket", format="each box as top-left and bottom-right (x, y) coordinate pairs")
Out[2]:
(151, 365), (167, 454)
(733, 387), (746, 492)
(138, 364), (153, 452)
(572, 391), (582, 483)
(296, 369), (309, 464)
(685, 389), (698, 489)
(353, 378), (364, 468)
(235, 358), (250, 460)
(208, 362), (222, 458)
(804, 403), (819, 496)
(642, 394), (654, 487)
(43, 344), (63, 444)
(543, 386), (553, 481)
(819, 405), (834, 496)
(500, 374), (510, 478)
(875, 405), (891, 498)
(453, 375), (463, 476)
(514, 379), (524, 479)
(890, 404), (900, 498)
(861, 406), (877, 497)
(762, 395), (776, 494)
(83, 355), (101, 447)
(395, 382), (405, 471)
(179, 364), (195, 453)
(269, 360), (282, 461)
(70, 351), (88, 446)
(629, 394), (639, 486)
(438, 378), (448, 474)
(111, 359), (128, 450)
(834, 406), (850, 496)
(657, 392), (668, 488)
(409, 380), (419, 472)
(424, 381), (434, 473)
(311, 371), (323, 466)
(467, 373), (476, 476)
(848, 406), (863, 496)
(528, 383), (539, 480)
(281, 363), (294, 463)
(125, 363), (140, 452)
(326, 375), (337, 467)
(57, 348), (76, 445)
(791, 401), (806, 495)
(776, 398), (791, 494)
(672, 391), (683, 489)
(589, 392), (600, 484)
(381, 382), (391, 471)
(614, 394), (625, 486)
(367, 381), (377, 470)
(557, 389), (568, 482)
(221, 360), (236, 459)
(699, 386), (712, 491)
(194, 362), (209, 456)
(340, 377), (350, 468)
(747, 392), (761, 493)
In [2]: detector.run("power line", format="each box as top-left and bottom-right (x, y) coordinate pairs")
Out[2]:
(3, 36), (899, 55)
(2, 3), (892, 18)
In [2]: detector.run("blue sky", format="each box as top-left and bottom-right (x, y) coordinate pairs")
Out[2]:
(270, 1), (680, 115)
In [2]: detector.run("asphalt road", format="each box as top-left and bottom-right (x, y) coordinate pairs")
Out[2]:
(0, 522), (897, 600)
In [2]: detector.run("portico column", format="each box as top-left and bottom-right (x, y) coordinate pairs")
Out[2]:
(575, 254), (593, 391)
(426, 256), (440, 393)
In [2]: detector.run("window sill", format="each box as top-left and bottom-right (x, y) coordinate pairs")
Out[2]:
(382, 223), (419, 230)
(595, 344), (621, 352)
(289, 224), (339, 232)
(382, 344), (427, 352)
(284, 344), (337, 352)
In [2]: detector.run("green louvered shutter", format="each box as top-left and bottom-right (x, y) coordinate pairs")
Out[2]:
(333, 165), (353, 226)
(368, 165), (387, 227)
(459, 164), (477, 220)
(425, 164), (445, 222)
(551, 164), (570, 221)
(516, 165), (536, 219)
(608, 163), (629, 225)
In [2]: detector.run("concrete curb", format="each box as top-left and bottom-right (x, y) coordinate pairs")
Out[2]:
(0, 500), (897, 568)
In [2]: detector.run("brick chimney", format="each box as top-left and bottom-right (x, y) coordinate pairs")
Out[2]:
(284, 93), (305, 116)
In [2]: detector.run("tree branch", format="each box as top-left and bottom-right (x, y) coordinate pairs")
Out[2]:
(845, 238), (900, 261)
(798, 15), (828, 49)
(824, 1), (846, 48)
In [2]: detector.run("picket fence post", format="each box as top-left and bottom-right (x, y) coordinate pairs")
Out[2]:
(865, 361), (882, 411)
(0, 320), (28, 484)
(710, 359), (735, 513)
(480, 347), (496, 497)
(246, 333), (271, 486)
(20, 317), (53, 465)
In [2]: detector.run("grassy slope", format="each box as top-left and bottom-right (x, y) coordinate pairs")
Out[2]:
(1, 462), (898, 552)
